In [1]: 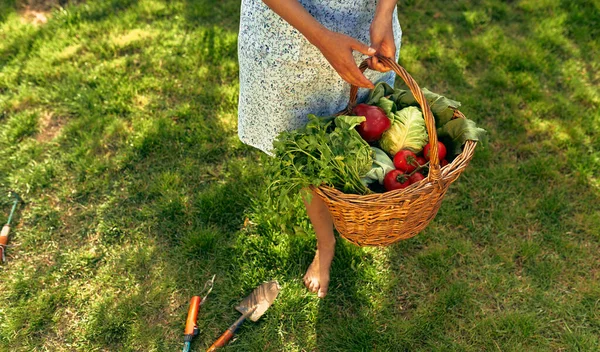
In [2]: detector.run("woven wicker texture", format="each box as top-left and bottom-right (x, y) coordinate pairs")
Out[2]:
(312, 56), (477, 246)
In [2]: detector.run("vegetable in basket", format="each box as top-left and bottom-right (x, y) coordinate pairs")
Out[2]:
(267, 82), (488, 206)
(415, 156), (427, 168)
(423, 141), (447, 162)
(383, 148), (430, 191)
(383, 170), (411, 191)
(268, 114), (373, 209)
(393, 149), (421, 173)
(408, 172), (425, 184)
(367, 82), (487, 161)
(360, 147), (395, 187)
(437, 118), (487, 158)
(352, 104), (391, 142)
(367, 82), (462, 127)
(379, 105), (429, 156)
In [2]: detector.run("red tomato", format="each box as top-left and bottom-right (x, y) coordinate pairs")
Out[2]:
(423, 142), (447, 162)
(393, 150), (419, 172)
(408, 172), (425, 184)
(352, 104), (391, 142)
(441, 159), (449, 167)
(415, 156), (427, 167)
(384, 170), (411, 191)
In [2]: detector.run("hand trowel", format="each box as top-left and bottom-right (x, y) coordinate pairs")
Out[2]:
(206, 281), (280, 351)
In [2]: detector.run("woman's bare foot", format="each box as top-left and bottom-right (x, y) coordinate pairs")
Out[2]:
(302, 189), (336, 298)
(303, 243), (335, 298)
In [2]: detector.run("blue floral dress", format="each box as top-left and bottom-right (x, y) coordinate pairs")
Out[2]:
(238, 0), (402, 155)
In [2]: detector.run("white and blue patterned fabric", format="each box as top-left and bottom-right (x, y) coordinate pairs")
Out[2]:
(238, 0), (402, 155)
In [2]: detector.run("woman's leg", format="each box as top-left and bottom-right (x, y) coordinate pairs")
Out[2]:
(302, 190), (336, 298)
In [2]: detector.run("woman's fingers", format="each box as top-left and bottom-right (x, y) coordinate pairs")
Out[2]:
(348, 65), (374, 88)
(340, 72), (367, 89)
(315, 31), (376, 88)
(346, 40), (375, 88)
(369, 14), (396, 72)
(341, 56), (373, 88)
(368, 55), (391, 73)
(368, 56), (375, 69)
(343, 40), (375, 88)
(349, 38), (377, 56)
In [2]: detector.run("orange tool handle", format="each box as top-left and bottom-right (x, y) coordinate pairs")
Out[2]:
(184, 296), (202, 336)
(206, 329), (234, 352)
(206, 308), (252, 351)
(0, 225), (9, 262)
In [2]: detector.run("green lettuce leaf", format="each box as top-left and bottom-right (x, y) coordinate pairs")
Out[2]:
(367, 82), (461, 127)
(374, 97), (396, 120)
(437, 118), (488, 158)
(380, 106), (429, 155)
(425, 90), (461, 126)
(360, 147), (395, 186)
(366, 82), (396, 105)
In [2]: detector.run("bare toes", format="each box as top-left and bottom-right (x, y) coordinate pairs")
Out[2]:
(317, 279), (330, 298)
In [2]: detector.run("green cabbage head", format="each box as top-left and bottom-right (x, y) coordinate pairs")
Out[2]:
(380, 106), (429, 155)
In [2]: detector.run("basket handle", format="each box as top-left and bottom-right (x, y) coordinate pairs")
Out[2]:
(347, 56), (442, 182)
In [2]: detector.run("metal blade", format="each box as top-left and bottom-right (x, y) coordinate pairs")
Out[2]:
(235, 281), (280, 322)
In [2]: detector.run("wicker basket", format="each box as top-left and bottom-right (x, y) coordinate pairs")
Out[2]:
(311, 56), (477, 247)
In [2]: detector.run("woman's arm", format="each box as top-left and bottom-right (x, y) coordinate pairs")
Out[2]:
(368, 0), (398, 72)
(262, 0), (376, 88)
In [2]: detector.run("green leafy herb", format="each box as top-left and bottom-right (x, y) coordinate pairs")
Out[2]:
(266, 114), (373, 212)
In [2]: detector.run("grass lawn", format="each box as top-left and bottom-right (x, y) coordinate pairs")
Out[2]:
(1, 0), (599, 351)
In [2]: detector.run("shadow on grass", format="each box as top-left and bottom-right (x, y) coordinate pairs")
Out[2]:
(376, 0), (600, 349)
(1, 0), (599, 350)
(0, 0), (17, 24)
(314, 242), (386, 352)
(182, 0), (241, 31)
(0, 0), (140, 72)
(0, 0), (249, 349)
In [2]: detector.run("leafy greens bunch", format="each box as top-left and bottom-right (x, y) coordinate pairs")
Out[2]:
(368, 82), (487, 159)
(267, 114), (373, 210)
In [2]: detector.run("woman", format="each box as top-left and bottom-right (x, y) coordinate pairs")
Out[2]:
(238, 0), (402, 298)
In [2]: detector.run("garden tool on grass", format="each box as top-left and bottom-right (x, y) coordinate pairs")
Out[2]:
(1, 191), (23, 264)
(206, 281), (281, 352)
(182, 274), (216, 352)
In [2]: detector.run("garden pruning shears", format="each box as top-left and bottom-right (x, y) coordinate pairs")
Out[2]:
(182, 274), (216, 352)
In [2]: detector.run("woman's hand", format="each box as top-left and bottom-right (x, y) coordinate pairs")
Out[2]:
(314, 31), (376, 89)
(368, 14), (396, 72)
(262, 0), (380, 88)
